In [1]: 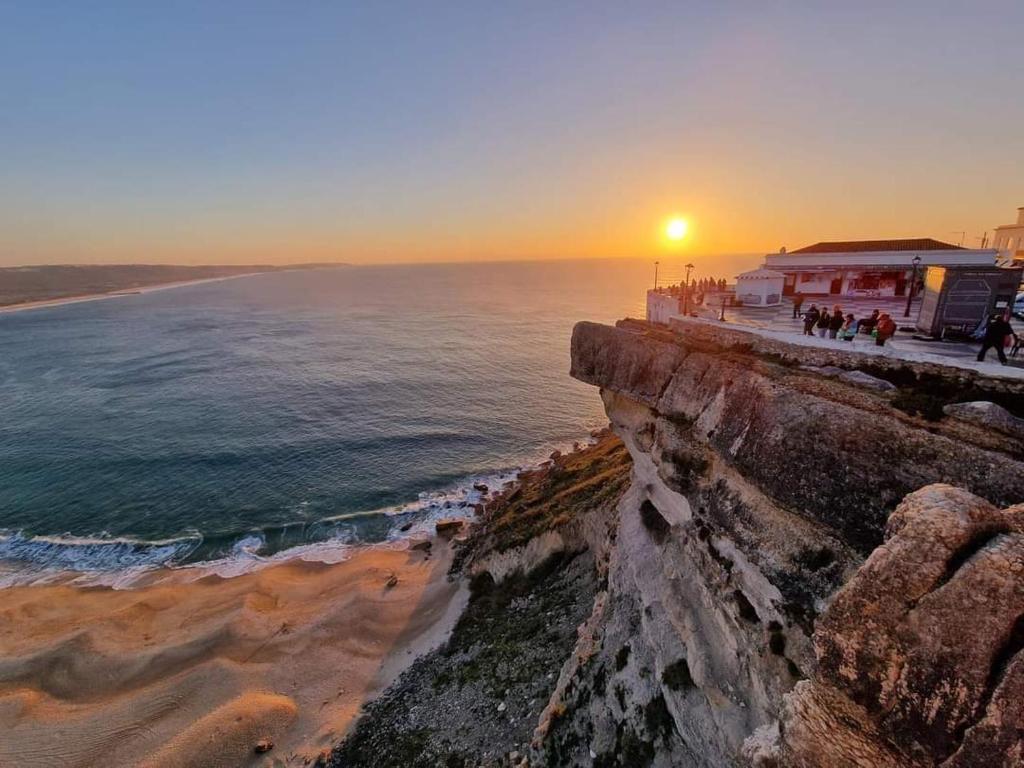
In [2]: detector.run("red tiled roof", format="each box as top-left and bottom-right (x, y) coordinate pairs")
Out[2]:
(790, 238), (964, 254)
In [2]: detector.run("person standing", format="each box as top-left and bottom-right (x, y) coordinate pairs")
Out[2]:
(860, 309), (880, 336)
(816, 308), (830, 338)
(875, 313), (896, 347)
(792, 292), (804, 319)
(977, 312), (1018, 365)
(840, 313), (858, 341)
(828, 306), (844, 339)
(802, 304), (819, 336)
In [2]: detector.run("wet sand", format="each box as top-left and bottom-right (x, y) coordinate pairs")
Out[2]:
(0, 540), (466, 768)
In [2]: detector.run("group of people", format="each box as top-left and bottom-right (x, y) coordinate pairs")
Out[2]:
(800, 304), (897, 346)
(695, 277), (727, 293)
(658, 277), (729, 310)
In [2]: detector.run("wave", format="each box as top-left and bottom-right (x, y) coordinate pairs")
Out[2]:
(0, 531), (203, 588)
(0, 463), (526, 590)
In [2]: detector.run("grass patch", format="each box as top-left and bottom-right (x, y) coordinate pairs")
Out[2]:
(457, 432), (631, 563)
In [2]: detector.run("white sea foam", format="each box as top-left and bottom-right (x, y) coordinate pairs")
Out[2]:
(0, 439), (597, 590)
(0, 530), (202, 588)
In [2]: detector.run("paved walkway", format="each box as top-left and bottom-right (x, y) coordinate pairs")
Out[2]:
(689, 296), (1024, 378)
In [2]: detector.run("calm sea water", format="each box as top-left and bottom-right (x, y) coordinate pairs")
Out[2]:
(0, 257), (754, 583)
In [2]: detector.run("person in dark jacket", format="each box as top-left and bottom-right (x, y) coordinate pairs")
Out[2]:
(977, 313), (1018, 364)
(816, 308), (831, 338)
(859, 309), (880, 335)
(802, 305), (819, 336)
(828, 306), (844, 339)
(792, 292), (804, 319)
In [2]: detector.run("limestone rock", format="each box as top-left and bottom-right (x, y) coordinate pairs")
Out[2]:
(570, 321), (688, 407)
(944, 400), (1024, 440)
(759, 485), (1024, 767)
(836, 369), (897, 391)
(435, 519), (465, 537)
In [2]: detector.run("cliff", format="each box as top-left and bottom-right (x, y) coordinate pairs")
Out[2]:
(329, 319), (1024, 768)
(558, 319), (1024, 768)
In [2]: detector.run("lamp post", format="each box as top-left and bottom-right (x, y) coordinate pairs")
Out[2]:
(904, 255), (922, 318)
(682, 262), (694, 316)
(654, 261), (660, 291)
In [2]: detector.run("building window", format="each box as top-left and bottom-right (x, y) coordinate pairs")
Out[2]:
(850, 272), (882, 290)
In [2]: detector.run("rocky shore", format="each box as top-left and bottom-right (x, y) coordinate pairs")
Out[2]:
(328, 318), (1024, 767)
(329, 433), (631, 767)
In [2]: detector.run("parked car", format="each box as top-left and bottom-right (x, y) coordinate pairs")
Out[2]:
(1014, 292), (1024, 319)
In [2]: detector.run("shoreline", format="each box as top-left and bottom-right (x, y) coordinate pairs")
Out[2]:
(0, 434), (605, 767)
(0, 536), (467, 768)
(0, 434), (599, 590)
(0, 272), (267, 315)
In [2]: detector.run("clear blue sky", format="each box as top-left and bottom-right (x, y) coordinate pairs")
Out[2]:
(1, 1), (1021, 264)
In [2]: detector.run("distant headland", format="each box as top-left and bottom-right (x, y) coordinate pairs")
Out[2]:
(0, 263), (350, 313)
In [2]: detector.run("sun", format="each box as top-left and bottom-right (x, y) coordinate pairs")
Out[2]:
(665, 217), (688, 241)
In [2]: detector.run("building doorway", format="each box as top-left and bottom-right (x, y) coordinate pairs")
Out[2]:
(829, 275), (843, 294)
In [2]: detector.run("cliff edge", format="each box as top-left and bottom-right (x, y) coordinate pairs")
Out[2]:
(329, 319), (1023, 768)
(559, 318), (1023, 768)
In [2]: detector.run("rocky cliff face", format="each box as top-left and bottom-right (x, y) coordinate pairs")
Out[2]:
(328, 319), (1024, 768)
(550, 319), (1024, 768)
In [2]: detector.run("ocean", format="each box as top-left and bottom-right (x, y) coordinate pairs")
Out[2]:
(0, 257), (754, 585)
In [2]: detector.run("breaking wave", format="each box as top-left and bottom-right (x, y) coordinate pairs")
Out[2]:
(0, 465), (525, 589)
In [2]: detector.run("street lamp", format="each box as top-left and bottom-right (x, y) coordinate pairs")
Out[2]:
(682, 263), (695, 316)
(904, 255), (922, 318)
(654, 261), (660, 290)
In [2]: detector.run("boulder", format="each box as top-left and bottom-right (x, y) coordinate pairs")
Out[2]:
(836, 369), (897, 392)
(753, 485), (1024, 766)
(944, 400), (1024, 439)
(254, 738), (273, 754)
(435, 519), (465, 537)
(410, 539), (432, 552)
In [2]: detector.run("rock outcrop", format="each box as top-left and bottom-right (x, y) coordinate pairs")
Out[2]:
(329, 318), (1024, 767)
(550, 319), (1024, 767)
(750, 485), (1024, 768)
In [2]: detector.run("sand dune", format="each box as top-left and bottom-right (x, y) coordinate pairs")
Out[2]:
(0, 540), (465, 768)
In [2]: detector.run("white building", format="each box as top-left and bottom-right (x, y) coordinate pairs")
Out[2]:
(992, 207), (1024, 265)
(646, 290), (682, 324)
(734, 268), (785, 306)
(763, 239), (998, 298)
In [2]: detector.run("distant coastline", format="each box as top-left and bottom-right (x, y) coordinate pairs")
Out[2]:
(0, 262), (349, 313)
(0, 273), (262, 314)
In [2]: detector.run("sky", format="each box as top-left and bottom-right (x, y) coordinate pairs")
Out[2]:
(1, 1), (1022, 266)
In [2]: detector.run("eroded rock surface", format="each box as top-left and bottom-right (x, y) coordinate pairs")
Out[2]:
(753, 485), (1024, 767)
(553, 320), (1024, 767)
(329, 320), (1024, 767)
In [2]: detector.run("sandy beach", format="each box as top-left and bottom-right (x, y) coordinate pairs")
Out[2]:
(0, 539), (465, 768)
(0, 273), (265, 315)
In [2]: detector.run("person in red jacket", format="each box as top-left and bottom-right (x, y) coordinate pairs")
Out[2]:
(875, 313), (897, 347)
